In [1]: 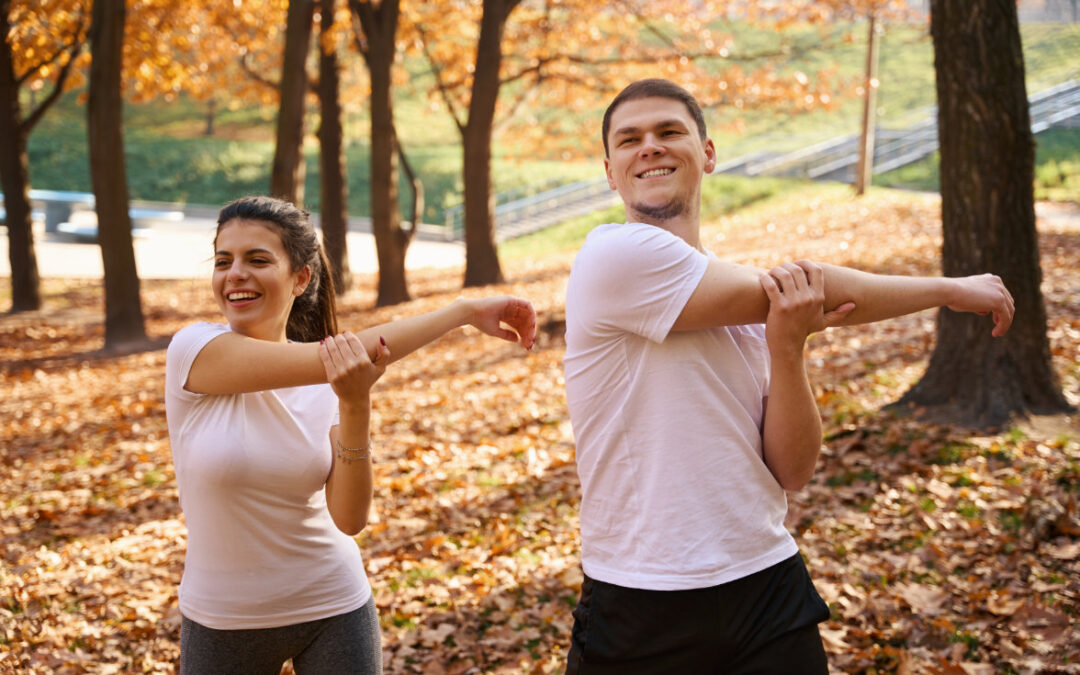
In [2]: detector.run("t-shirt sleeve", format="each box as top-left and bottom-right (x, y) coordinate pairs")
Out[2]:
(165, 322), (231, 404)
(571, 223), (708, 343)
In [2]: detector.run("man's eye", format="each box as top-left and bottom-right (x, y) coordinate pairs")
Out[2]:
(619, 137), (636, 146)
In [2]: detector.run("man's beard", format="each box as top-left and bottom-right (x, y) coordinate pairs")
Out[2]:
(631, 198), (686, 222)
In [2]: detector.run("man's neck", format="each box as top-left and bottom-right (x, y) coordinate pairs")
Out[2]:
(625, 209), (703, 251)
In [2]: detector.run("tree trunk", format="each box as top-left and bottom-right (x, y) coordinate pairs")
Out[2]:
(270, 0), (314, 206)
(317, 0), (350, 294)
(896, 0), (1071, 427)
(352, 0), (410, 306)
(854, 12), (879, 196)
(89, 0), (146, 349)
(0, 2), (40, 312)
(461, 0), (518, 287)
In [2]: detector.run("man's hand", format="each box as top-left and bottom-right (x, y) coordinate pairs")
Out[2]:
(946, 274), (1015, 337)
(759, 262), (855, 356)
(465, 296), (537, 350)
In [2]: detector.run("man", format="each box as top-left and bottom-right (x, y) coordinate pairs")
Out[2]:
(562, 78), (1014, 673)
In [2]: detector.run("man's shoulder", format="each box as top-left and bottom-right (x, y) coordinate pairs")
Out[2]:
(579, 222), (681, 258)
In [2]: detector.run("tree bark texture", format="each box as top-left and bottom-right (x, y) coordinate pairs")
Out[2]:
(352, 0), (410, 306)
(270, 0), (314, 206)
(897, 0), (1071, 427)
(317, 0), (350, 294)
(89, 0), (146, 348)
(461, 0), (520, 287)
(0, 1), (41, 312)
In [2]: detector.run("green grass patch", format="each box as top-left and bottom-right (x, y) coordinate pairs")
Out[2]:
(875, 127), (1080, 202)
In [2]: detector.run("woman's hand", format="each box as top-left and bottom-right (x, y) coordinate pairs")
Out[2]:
(318, 332), (390, 405)
(946, 274), (1015, 337)
(463, 296), (537, 350)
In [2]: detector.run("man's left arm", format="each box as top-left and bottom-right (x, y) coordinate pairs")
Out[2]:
(759, 263), (853, 491)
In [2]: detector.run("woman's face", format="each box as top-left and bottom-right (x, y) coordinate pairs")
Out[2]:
(212, 219), (310, 342)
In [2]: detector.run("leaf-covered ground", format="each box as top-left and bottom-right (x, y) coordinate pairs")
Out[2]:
(2, 189), (1078, 674)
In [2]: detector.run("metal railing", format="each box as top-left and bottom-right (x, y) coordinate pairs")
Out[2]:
(719, 79), (1080, 183)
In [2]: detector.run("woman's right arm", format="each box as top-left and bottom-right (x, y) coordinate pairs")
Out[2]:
(185, 333), (325, 395)
(185, 295), (536, 395)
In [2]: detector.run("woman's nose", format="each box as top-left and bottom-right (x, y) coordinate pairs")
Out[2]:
(226, 261), (248, 281)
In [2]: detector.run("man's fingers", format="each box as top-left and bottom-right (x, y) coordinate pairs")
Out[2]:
(759, 272), (782, 301)
(823, 302), (856, 326)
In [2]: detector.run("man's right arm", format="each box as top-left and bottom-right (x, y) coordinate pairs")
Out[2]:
(672, 258), (1015, 336)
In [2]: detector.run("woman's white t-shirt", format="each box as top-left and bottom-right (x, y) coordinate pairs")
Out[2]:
(165, 322), (371, 629)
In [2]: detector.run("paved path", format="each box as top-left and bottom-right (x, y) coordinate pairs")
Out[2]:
(0, 217), (465, 280)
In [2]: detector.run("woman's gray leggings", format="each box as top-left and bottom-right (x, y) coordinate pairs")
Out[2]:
(180, 597), (382, 674)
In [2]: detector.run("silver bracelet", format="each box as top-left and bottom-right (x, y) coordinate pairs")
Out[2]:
(336, 439), (372, 463)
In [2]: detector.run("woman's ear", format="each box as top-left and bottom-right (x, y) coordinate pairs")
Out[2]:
(294, 265), (313, 296)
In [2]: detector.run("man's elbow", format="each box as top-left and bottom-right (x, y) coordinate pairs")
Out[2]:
(331, 513), (369, 537)
(776, 471), (813, 492)
(766, 455), (818, 492)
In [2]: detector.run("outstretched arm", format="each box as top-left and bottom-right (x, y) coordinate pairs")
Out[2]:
(185, 296), (537, 395)
(759, 262), (853, 491)
(672, 257), (1014, 336)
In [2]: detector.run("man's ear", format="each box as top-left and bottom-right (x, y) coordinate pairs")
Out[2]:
(294, 265), (312, 296)
(704, 138), (717, 174)
(605, 158), (617, 190)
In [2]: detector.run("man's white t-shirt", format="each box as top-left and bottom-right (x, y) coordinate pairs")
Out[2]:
(564, 222), (798, 591)
(165, 322), (371, 629)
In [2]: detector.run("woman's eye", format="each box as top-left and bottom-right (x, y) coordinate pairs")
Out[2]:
(214, 259), (230, 268)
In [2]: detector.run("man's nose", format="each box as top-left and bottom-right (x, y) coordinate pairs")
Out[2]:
(639, 133), (664, 156)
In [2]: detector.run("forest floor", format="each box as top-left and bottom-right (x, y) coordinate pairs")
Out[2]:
(2, 189), (1078, 674)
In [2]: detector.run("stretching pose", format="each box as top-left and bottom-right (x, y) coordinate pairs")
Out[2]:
(562, 79), (1013, 673)
(165, 195), (535, 674)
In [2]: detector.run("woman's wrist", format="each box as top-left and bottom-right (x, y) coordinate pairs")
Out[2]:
(451, 297), (475, 328)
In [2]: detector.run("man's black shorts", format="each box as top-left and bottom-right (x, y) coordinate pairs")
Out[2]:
(565, 552), (831, 674)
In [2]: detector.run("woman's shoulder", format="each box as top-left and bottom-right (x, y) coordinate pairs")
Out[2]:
(167, 322), (230, 363)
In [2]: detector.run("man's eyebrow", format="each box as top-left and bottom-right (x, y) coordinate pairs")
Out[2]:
(612, 119), (687, 137)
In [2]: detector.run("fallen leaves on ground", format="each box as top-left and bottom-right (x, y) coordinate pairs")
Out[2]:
(1, 190), (1078, 674)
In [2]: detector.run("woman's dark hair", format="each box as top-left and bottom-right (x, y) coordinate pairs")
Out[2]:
(601, 78), (708, 157)
(216, 195), (338, 343)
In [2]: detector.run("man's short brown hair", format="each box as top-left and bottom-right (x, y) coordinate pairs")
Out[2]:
(602, 79), (708, 157)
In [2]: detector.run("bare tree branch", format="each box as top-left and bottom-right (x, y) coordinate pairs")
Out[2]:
(394, 123), (421, 246)
(239, 51), (280, 91)
(22, 39), (83, 134)
(15, 5), (88, 87)
(414, 21), (466, 134)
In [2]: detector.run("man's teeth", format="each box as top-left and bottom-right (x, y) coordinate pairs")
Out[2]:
(228, 292), (259, 301)
(640, 168), (673, 178)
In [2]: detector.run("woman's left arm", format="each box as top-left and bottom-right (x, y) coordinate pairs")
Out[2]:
(321, 333), (389, 536)
(349, 296), (536, 365)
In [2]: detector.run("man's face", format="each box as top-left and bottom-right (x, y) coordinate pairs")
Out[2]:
(604, 96), (716, 224)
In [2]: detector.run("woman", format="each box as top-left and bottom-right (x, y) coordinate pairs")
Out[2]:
(164, 195), (535, 673)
